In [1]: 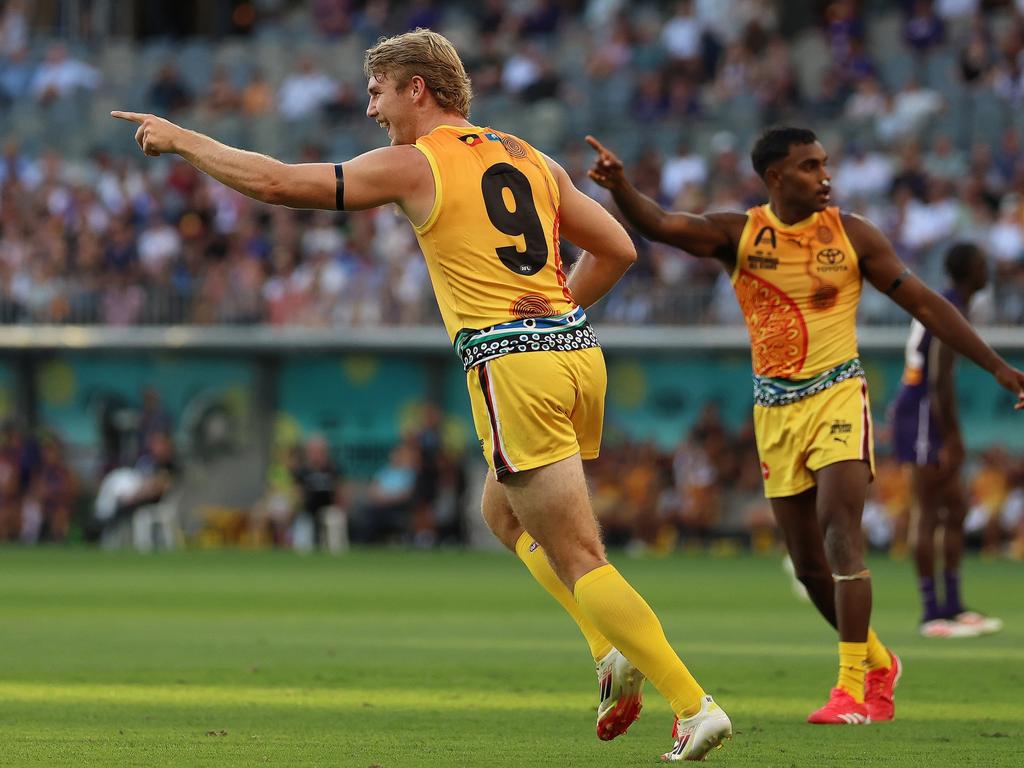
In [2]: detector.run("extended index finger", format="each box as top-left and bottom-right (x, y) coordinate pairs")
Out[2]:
(110, 111), (148, 123)
(585, 135), (610, 156)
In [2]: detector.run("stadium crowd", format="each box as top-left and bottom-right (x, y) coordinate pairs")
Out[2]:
(3, 1), (1024, 324)
(3, 399), (1024, 559)
(2, 0), (1024, 556)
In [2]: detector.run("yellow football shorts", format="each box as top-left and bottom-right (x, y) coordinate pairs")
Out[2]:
(466, 347), (606, 480)
(753, 375), (876, 498)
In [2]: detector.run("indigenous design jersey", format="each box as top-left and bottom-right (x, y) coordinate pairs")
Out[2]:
(732, 205), (862, 379)
(412, 125), (578, 347)
(890, 287), (963, 415)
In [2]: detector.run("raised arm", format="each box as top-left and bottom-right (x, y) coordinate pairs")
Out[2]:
(110, 111), (433, 219)
(846, 213), (1024, 409)
(585, 135), (744, 270)
(544, 154), (636, 309)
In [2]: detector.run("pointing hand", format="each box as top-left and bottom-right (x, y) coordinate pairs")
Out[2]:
(111, 111), (182, 157)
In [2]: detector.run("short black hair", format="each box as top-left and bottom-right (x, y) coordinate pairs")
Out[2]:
(944, 241), (984, 282)
(751, 126), (818, 178)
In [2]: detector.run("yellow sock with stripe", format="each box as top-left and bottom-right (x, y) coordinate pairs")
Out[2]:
(837, 642), (868, 702)
(865, 628), (891, 671)
(514, 532), (612, 663)
(573, 563), (705, 717)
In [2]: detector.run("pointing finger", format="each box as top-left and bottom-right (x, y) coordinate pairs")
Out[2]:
(585, 135), (608, 155)
(111, 110), (148, 123)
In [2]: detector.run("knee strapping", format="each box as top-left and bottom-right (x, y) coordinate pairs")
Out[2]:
(832, 569), (871, 582)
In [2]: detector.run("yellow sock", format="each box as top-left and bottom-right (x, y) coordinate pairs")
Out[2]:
(837, 642), (868, 702)
(573, 564), (705, 717)
(514, 533), (612, 663)
(865, 628), (891, 671)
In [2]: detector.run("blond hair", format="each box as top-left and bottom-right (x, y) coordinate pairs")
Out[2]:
(364, 28), (473, 118)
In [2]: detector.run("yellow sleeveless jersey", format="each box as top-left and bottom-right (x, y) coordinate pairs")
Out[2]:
(411, 125), (576, 342)
(732, 204), (861, 379)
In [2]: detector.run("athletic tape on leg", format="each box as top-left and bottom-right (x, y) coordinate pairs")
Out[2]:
(832, 569), (871, 582)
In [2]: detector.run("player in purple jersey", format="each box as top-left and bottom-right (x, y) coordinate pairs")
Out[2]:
(889, 243), (1003, 638)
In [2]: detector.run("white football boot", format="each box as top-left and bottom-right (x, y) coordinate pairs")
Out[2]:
(595, 648), (644, 740)
(662, 695), (732, 761)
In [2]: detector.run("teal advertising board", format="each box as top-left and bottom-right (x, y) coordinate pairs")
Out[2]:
(36, 354), (255, 449)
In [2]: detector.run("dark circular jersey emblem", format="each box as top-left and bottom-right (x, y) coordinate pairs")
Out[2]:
(817, 226), (833, 244)
(816, 248), (845, 265)
(510, 293), (555, 319)
(500, 135), (527, 159)
(811, 285), (839, 309)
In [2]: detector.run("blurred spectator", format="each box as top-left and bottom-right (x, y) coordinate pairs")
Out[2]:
(844, 74), (887, 122)
(0, 1), (1023, 327)
(0, 46), (33, 105)
(199, 65), (241, 118)
(137, 212), (182, 278)
(660, 139), (708, 203)
(240, 68), (274, 117)
(518, 0), (562, 39)
(0, 421), (26, 539)
(958, 20), (991, 85)
(251, 443), (302, 547)
(106, 431), (178, 524)
(823, 0), (865, 70)
(293, 434), (346, 550)
(357, 442), (419, 543)
(147, 63), (193, 115)
(405, 0), (442, 32)
(21, 432), (76, 543)
(966, 446), (1012, 554)
(277, 56), (338, 121)
(311, 0), (353, 38)
(878, 77), (945, 142)
(924, 133), (967, 182)
(661, 0), (705, 78)
(0, 0), (28, 58)
(834, 143), (893, 203)
(900, 177), (961, 255)
(30, 43), (100, 105)
(137, 388), (174, 458)
(904, 0), (946, 55)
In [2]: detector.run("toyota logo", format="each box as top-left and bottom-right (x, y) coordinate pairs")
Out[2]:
(816, 248), (845, 265)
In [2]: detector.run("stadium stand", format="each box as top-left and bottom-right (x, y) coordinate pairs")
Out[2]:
(1, 0), (1024, 554)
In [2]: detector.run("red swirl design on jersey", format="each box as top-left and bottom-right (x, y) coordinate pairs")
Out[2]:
(510, 293), (556, 318)
(735, 269), (808, 377)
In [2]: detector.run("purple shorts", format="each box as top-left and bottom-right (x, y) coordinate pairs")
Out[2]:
(890, 398), (942, 466)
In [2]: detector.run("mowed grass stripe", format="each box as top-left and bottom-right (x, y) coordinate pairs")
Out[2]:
(2, 681), (1023, 722)
(0, 549), (1021, 767)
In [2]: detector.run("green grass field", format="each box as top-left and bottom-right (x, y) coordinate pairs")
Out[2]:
(0, 548), (1021, 767)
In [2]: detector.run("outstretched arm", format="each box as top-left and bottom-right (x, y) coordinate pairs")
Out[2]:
(544, 155), (637, 309)
(585, 135), (744, 270)
(848, 213), (1024, 410)
(110, 111), (432, 216)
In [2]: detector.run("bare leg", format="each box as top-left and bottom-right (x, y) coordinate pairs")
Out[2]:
(771, 487), (838, 629)
(940, 471), (968, 575)
(480, 471), (524, 551)
(911, 464), (945, 581)
(501, 455), (607, 588)
(481, 469), (613, 663)
(814, 461), (872, 643)
(503, 453), (708, 719)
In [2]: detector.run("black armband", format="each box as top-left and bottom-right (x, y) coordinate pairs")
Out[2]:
(884, 267), (911, 295)
(334, 163), (345, 210)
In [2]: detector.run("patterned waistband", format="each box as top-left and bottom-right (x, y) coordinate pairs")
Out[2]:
(454, 306), (600, 371)
(753, 358), (865, 407)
